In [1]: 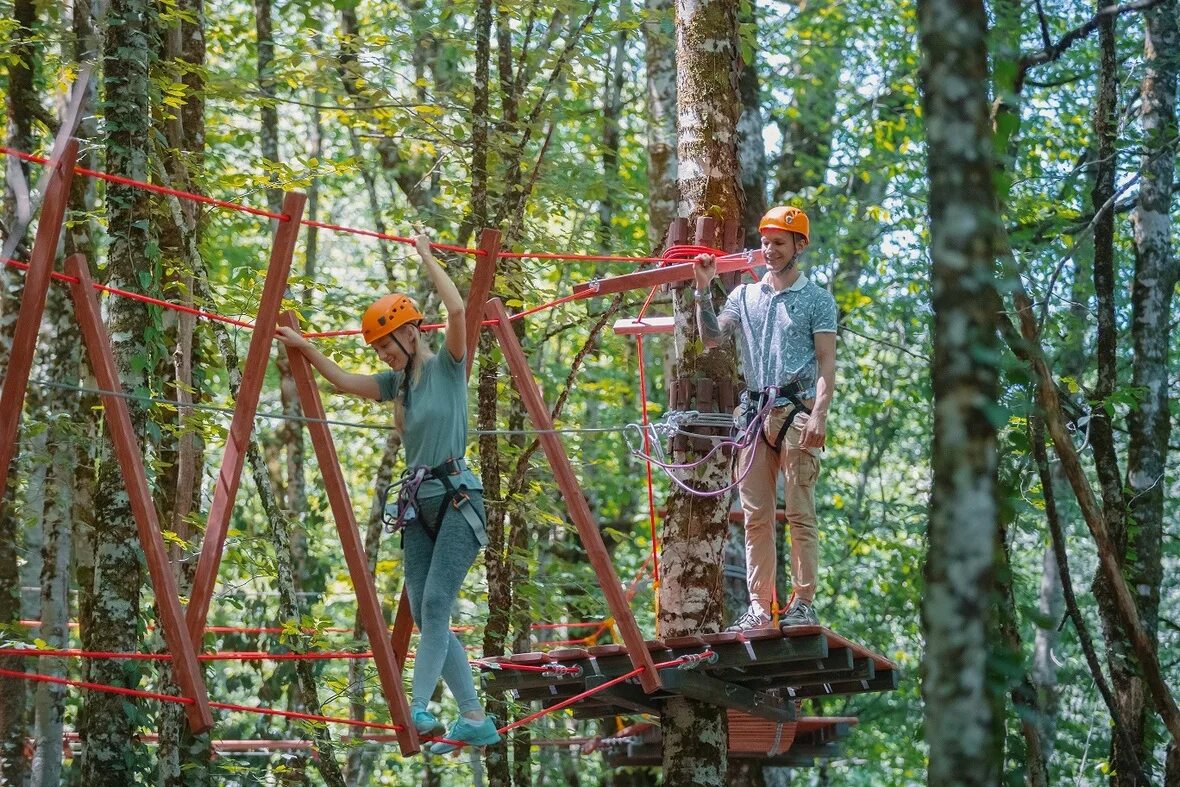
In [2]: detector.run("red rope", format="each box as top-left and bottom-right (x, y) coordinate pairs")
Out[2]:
(0, 146), (289, 222)
(635, 335), (660, 592)
(3, 258), (257, 330)
(2, 147), (758, 268)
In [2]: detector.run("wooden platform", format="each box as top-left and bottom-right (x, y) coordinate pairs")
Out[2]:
(596, 713), (859, 767)
(480, 625), (898, 726)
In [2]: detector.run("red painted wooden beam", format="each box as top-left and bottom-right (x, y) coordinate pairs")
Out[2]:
(572, 249), (763, 298)
(186, 191), (307, 644)
(484, 297), (661, 693)
(64, 254), (214, 734)
(0, 138), (77, 501)
(278, 311), (419, 755)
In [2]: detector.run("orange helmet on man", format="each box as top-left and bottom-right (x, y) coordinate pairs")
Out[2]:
(361, 294), (423, 344)
(758, 206), (809, 244)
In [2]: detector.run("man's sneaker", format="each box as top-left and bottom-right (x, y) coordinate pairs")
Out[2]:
(412, 708), (443, 736)
(781, 599), (819, 627)
(726, 607), (772, 632)
(426, 715), (501, 755)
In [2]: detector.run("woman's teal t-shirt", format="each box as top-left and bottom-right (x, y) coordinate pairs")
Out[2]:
(373, 350), (482, 499)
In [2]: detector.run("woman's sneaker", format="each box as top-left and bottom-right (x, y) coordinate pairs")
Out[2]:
(725, 606), (772, 632)
(781, 599), (819, 627)
(427, 715), (501, 755)
(412, 708), (443, 736)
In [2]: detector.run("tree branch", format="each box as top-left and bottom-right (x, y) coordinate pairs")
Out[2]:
(1017, 0), (1168, 86)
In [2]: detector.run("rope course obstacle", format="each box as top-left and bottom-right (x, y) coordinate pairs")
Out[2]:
(0, 140), (899, 766)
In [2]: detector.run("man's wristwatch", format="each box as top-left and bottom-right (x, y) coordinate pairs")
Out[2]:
(692, 288), (704, 302)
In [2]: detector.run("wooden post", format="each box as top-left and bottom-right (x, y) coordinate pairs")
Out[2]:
(0, 139), (77, 501)
(390, 227), (499, 667)
(484, 297), (660, 693)
(465, 229), (501, 378)
(64, 254), (214, 733)
(278, 311), (419, 755)
(186, 191), (307, 644)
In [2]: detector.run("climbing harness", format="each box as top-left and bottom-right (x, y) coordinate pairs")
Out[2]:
(744, 381), (811, 453)
(379, 457), (481, 542)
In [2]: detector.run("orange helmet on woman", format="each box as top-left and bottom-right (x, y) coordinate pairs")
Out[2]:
(361, 294), (423, 344)
(758, 206), (809, 243)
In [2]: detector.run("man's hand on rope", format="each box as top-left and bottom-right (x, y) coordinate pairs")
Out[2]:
(693, 253), (717, 289)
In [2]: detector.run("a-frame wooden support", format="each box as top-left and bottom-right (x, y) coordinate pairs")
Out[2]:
(0, 138), (212, 732)
(66, 255), (215, 733)
(185, 191), (307, 644)
(483, 297), (661, 693)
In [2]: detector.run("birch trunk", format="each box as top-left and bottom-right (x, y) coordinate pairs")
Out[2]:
(916, 0), (1004, 782)
(1115, 1), (1179, 780)
(644, 0), (677, 246)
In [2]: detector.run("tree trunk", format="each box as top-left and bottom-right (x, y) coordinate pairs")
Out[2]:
(154, 1), (211, 781)
(0, 0), (43, 779)
(772, 2), (846, 201)
(1115, 2), (1179, 781)
(916, 0), (1004, 783)
(78, 3), (159, 783)
(735, 1), (765, 249)
(659, 2), (743, 783)
(598, 0), (631, 251)
(644, 0), (677, 247)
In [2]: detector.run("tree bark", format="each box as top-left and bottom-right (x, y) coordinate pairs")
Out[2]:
(916, 0), (1004, 782)
(78, 2), (159, 782)
(658, 1), (743, 783)
(1115, 1), (1179, 780)
(772, 2), (846, 201)
(736, 1), (765, 249)
(598, 0), (632, 251)
(0, 0), (44, 779)
(644, 0), (677, 247)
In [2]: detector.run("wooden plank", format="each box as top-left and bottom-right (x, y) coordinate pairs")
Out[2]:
(65, 254), (214, 734)
(581, 675), (661, 716)
(783, 669), (899, 700)
(485, 297), (660, 693)
(186, 191), (306, 644)
(279, 311), (418, 755)
(736, 657), (875, 691)
(572, 250), (762, 298)
(483, 633), (828, 696)
(613, 316), (674, 336)
(0, 139), (77, 502)
(659, 668), (796, 723)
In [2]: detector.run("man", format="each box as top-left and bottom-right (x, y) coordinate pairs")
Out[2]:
(693, 206), (837, 629)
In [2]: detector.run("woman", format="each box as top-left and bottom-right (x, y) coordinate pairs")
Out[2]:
(276, 233), (498, 755)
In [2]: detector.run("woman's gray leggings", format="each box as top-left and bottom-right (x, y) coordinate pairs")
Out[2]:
(403, 492), (483, 714)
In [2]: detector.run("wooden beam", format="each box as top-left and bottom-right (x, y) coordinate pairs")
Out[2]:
(613, 316), (674, 336)
(0, 138), (77, 501)
(64, 254), (214, 734)
(577, 675), (661, 716)
(783, 669), (899, 700)
(278, 312), (419, 755)
(465, 228), (500, 377)
(186, 191), (307, 644)
(572, 250), (762, 298)
(484, 297), (660, 693)
(658, 668), (796, 723)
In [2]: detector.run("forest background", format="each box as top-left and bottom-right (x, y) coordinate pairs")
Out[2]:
(0, 0), (1176, 785)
